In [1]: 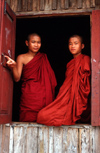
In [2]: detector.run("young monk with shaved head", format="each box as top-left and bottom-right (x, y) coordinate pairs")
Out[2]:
(5, 33), (57, 122)
(37, 35), (91, 126)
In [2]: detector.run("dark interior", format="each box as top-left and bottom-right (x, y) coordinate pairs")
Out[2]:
(12, 15), (91, 121)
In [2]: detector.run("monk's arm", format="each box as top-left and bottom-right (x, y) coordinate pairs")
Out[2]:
(5, 55), (23, 82)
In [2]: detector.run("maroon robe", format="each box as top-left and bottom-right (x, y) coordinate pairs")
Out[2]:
(19, 52), (57, 122)
(37, 54), (91, 126)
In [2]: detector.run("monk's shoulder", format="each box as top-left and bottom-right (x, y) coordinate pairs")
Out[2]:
(40, 53), (48, 59)
(82, 54), (90, 64)
(81, 54), (91, 71)
(16, 53), (27, 64)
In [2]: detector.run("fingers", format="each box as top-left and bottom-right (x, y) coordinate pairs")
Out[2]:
(7, 60), (15, 64)
(4, 55), (16, 67)
(5, 55), (14, 63)
(5, 55), (11, 60)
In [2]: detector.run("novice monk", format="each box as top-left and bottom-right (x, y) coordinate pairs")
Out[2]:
(37, 35), (91, 126)
(5, 33), (57, 122)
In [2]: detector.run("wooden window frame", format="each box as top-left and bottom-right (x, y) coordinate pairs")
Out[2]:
(0, 1), (100, 126)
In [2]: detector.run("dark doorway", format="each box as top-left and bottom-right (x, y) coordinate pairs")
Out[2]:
(12, 15), (91, 121)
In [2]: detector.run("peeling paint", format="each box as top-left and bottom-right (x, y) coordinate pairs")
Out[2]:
(93, 59), (96, 62)
(5, 27), (10, 44)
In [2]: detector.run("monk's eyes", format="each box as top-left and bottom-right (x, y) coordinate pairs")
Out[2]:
(75, 42), (78, 45)
(32, 41), (41, 44)
(69, 43), (78, 45)
(32, 41), (35, 43)
(37, 41), (41, 44)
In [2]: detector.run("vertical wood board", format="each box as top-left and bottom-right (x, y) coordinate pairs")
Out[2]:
(91, 10), (100, 126)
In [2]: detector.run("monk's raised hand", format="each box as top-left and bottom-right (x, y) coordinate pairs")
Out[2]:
(5, 55), (16, 68)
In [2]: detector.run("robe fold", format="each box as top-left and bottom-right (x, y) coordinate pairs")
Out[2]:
(37, 54), (91, 126)
(19, 52), (57, 122)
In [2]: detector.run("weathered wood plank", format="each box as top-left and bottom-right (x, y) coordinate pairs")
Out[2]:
(38, 127), (44, 153)
(83, 0), (86, 8)
(96, 0), (100, 5)
(61, 0), (65, 9)
(2, 124), (100, 153)
(65, 0), (69, 9)
(65, 128), (78, 153)
(14, 126), (27, 153)
(45, 0), (52, 10)
(44, 127), (49, 153)
(57, 0), (61, 10)
(69, 0), (76, 7)
(32, 0), (39, 11)
(49, 127), (54, 153)
(89, 127), (95, 153)
(40, 0), (45, 11)
(1, 125), (10, 153)
(90, 0), (95, 7)
(26, 127), (38, 153)
(17, 0), (22, 12)
(27, 0), (33, 11)
(9, 125), (14, 153)
(86, 0), (91, 8)
(77, 0), (82, 8)
(10, 0), (18, 12)
(22, 0), (27, 11)
(53, 127), (63, 153)
(62, 127), (68, 153)
(79, 128), (90, 153)
(32, 0), (37, 11)
(52, 0), (57, 10)
(83, 0), (91, 8)
(93, 127), (100, 153)
(38, 127), (49, 153)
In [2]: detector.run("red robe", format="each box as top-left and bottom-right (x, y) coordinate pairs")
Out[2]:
(19, 52), (57, 122)
(37, 54), (91, 126)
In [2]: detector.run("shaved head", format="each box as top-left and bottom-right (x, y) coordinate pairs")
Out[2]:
(69, 35), (83, 44)
(27, 33), (41, 41)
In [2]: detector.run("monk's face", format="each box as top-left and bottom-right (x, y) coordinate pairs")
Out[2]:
(26, 35), (41, 54)
(68, 37), (84, 58)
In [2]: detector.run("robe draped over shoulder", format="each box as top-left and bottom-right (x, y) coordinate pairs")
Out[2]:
(19, 52), (57, 122)
(37, 54), (91, 126)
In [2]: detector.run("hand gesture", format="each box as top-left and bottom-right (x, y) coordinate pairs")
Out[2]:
(5, 55), (16, 68)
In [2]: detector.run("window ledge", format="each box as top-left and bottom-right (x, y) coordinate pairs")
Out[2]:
(4, 122), (92, 129)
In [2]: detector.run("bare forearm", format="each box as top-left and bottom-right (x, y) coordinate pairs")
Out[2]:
(12, 66), (21, 82)
(5, 55), (23, 82)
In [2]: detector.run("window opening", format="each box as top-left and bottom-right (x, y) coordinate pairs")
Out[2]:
(12, 15), (91, 122)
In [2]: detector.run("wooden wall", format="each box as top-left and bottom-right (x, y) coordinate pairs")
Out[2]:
(0, 123), (100, 153)
(6, 0), (100, 16)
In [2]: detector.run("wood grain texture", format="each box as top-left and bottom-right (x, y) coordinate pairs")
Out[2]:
(26, 127), (38, 153)
(69, 0), (76, 8)
(90, 0), (95, 7)
(77, 0), (82, 8)
(1, 124), (100, 153)
(22, 0), (27, 11)
(17, 0), (22, 12)
(27, 0), (33, 11)
(65, 0), (69, 9)
(6, 0), (98, 14)
(45, 0), (52, 10)
(40, 0), (45, 11)
(52, 0), (57, 10)
(1, 125), (10, 153)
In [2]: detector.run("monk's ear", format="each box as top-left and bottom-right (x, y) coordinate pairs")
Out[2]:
(25, 40), (29, 46)
(82, 44), (84, 49)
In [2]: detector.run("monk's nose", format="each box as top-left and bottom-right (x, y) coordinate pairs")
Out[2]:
(35, 43), (38, 46)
